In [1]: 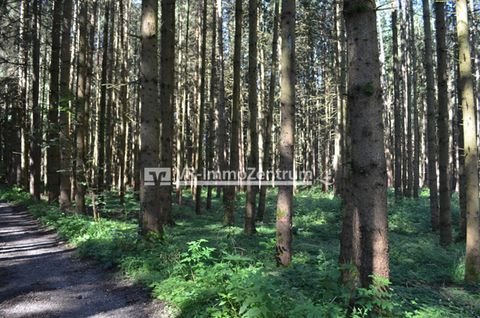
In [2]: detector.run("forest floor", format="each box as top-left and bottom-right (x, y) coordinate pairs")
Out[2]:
(0, 201), (169, 318)
(0, 187), (480, 317)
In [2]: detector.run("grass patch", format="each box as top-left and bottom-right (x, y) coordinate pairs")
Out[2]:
(1, 186), (478, 317)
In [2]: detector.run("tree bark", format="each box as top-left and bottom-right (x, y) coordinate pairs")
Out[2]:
(422, 0), (439, 231)
(47, 0), (63, 202)
(59, 0), (73, 210)
(275, 0), (295, 267)
(159, 0), (175, 225)
(215, 0), (227, 203)
(194, 0), (207, 215)
(206, 0), (217, 210)
(245, 0), (258, 235)
(392, 5), (402, 201)
(434, 1), (452, 246)
(140, 0), (161, 233)
(258, 0), (279, 221)
(409, 0), (419, 199)
(30, 0), (41, 200)
(118, 0), (130, 202)
(76, 0), (88, 215)
(344, 0), (389, 287)
(456, 0), (480, 283)
(223, 0), (243, 226)
(96, 1), (110, 193)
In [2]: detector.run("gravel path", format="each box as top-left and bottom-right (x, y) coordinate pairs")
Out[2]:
(0, 202), (169, 318)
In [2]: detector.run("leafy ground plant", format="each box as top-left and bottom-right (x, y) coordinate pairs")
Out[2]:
(1, 186), (479, 317)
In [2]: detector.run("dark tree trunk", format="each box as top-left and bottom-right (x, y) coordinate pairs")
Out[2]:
(344, 0), (389, 287)
(59, 0), (73, 210)
(30, 0), (42, 200)
(245, 0), (258, 235)
(434, 1), (452, 246)
(47, 0), (63, 202)
(422, 0), (439, 231)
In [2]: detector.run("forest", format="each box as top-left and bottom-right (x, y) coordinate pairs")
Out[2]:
(0, 0), (480, 316)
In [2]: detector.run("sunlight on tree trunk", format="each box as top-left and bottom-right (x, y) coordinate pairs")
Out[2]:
(456, 0), (480, 283)
(275, 0), (295, 267)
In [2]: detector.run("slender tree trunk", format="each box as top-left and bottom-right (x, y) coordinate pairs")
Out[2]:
(392, 6), (402, 201)
(76, 0), (88, 215)
(206, 0), (217, 210)
(86, 0), (99, 189)
(458, 93), (467, 240)
(223, 0), (243, 226)
(47, 0), (63, 202)
(456, 0), (480, 283)
(244, 0), (258, 235)
(30, 0), (41, 200)
(105, 1), (115, 190)
(194, 0), (207, 215)
(257, 0), (279, 221)
(333, 0), (346, 198)
(59, 0), (73, 210)
(405, 0), (413, 198)
(275, 0), (295, 267)
(434, 1), (452, 246)
(159, 0), (175, 225)
(118, 0), (130, 202)
(140, 0), (161, 233)
(215, 0), (227, 203)
(96, 1), (110, 193)
(176, 0), (190, 205)
(20, 0), (30, 191)
(422, 0), (439, 231)
(409, 0), (419, 198)
(344, 0), (389, 287)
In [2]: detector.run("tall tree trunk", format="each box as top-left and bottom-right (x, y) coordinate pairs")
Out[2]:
(223, 0), (243, 226)
(434, 1), (452, 246)
(456, 0), (480, 283)
(215, 0), (227, 203)
(422, 0), (439, 231)
(159, 0), (175, 225)
(30, 0), (41, 200)
(86, 0), (99, 189)
(409, 0), (419, 198)
(140, 0), (161, 233)
(458, 92), (467, 240)
(96, 1), (110, 193)
(245, 0), (258, 235)
(257, 0), (279, 221)
(59, 0), (73, 210)
(76, 0), (88, 215)
(20, 0), (30, 190)
(333, 0), (346, 198)
(176, 0), (190, 205)
(392, 5), (402, 201)
(118, 0), (130, 202)
(344, 0), (389, 287)
(275, 0), (295, 267)
(194, 0), (207, 215)
(338, 0), (360, 287)
(206, 0), (217, 210)
(47, 0), (63, 202)
(105, 1), (115, 190)
(400, 3), (412, 198)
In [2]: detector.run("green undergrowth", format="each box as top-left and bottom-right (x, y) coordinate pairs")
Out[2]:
(0, 186), (478, 317)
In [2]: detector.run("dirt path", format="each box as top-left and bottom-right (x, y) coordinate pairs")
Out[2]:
(0, 202), (169, 318)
